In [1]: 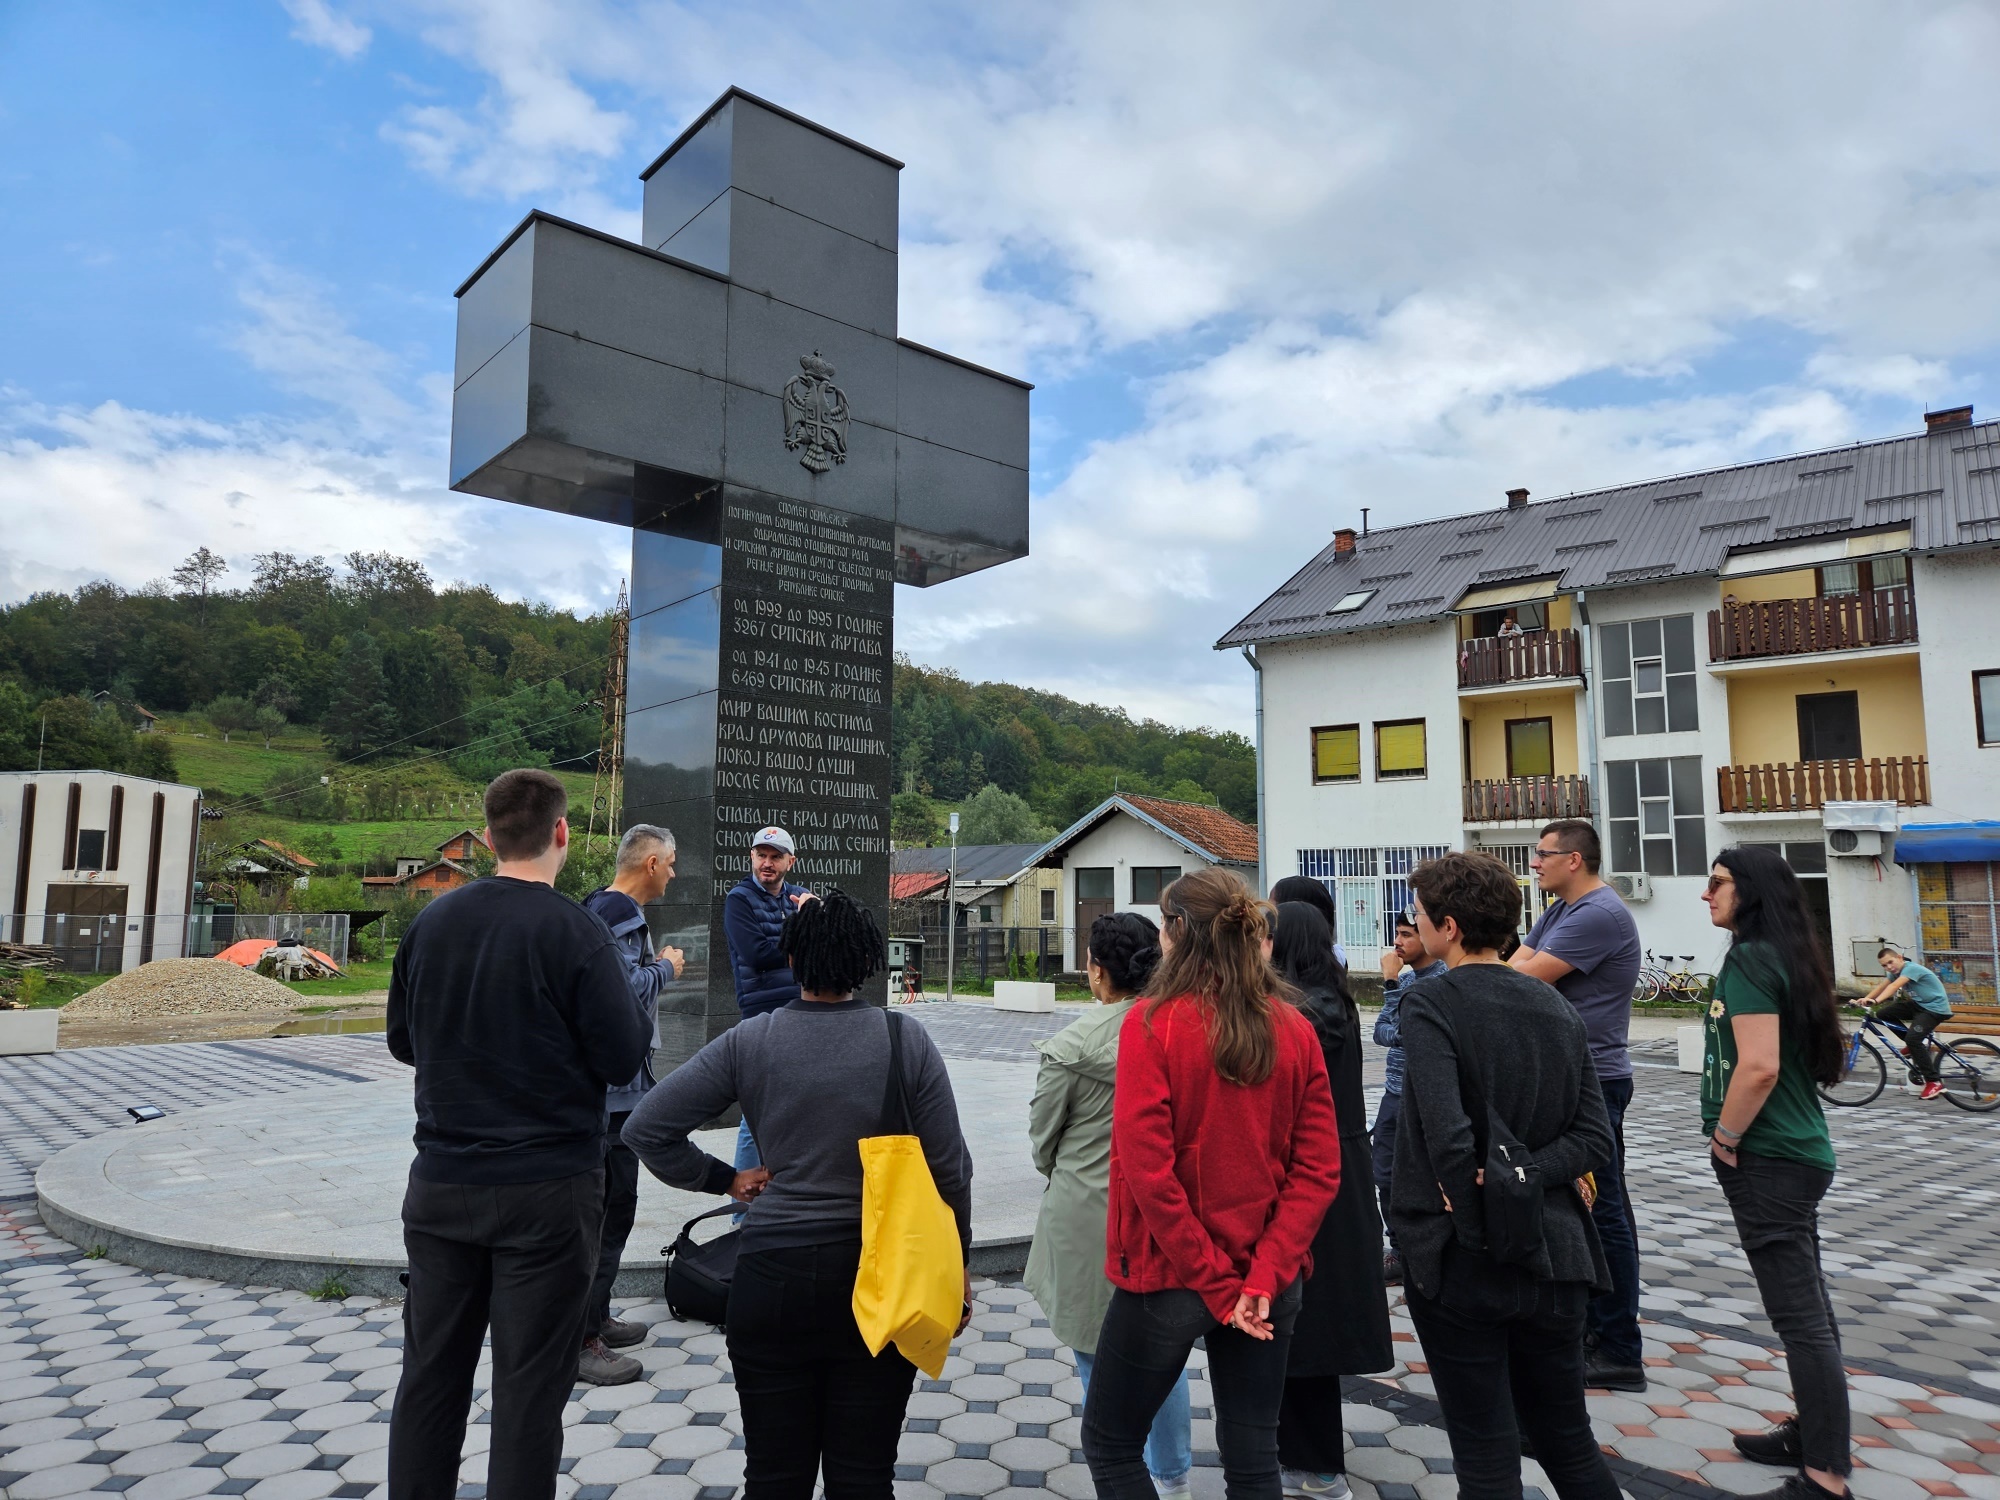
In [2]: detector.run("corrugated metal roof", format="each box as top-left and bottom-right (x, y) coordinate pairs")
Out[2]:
(890, 843), (1044, 882)
(1218, 417), (2000, 649)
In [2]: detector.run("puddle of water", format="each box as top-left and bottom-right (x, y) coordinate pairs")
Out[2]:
(271, 1015), (388, 1036)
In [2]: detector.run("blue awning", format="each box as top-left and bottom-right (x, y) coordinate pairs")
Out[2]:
(1894, 822), (2000, 864)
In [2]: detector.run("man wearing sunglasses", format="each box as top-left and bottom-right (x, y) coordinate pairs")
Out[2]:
(1511, 819), (1645, 1393)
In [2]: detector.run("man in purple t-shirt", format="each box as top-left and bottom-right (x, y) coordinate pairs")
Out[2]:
(1513, 818), (1645, 1391)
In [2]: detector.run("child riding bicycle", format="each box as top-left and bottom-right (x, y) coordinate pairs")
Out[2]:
(1858, 946), (1954, 1100)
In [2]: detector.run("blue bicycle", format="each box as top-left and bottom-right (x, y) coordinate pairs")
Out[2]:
(1821, 1004), (2000, 1112)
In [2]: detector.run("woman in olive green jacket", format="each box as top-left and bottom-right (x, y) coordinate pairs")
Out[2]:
(1024, 913), (1191, 1496)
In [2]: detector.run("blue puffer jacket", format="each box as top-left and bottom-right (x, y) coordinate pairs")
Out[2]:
(723, 875), (811, 1016)
(1374, 958), (1447, 1097)
(582, 886), (673, 1114)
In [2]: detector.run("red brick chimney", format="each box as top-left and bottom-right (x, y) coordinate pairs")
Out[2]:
(1925, 405), (1973, 434)
(1506, 487), (1530, 510)
(1333, 528), (1357, 554)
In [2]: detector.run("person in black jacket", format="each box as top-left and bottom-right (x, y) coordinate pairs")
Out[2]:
(385, 768), (648, 1500)
(1270, 902), (1393, 1500)
(1393, 852), (1618, 1500)
(575, 823), (686, 1387)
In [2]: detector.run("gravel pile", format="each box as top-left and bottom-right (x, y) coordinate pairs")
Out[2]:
(62, 958), (301, 1021)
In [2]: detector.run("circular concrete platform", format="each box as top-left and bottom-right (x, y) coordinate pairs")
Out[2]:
(36, 1058), (1043, 1297)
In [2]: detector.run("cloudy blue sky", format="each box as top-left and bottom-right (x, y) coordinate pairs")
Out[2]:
(5, 1), (1999, 733)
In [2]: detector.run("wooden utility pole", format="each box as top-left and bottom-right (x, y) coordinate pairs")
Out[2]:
(586, 581), (629, 854)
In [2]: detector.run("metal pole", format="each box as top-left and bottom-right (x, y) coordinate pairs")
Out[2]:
(1241, 646), (1267, 894)
(946, 812), (959, 1001)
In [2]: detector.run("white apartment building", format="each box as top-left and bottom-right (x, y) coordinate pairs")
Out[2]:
(1221, 406), (2000, 1005)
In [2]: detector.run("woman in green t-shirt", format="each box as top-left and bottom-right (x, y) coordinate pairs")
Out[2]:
(1700, 845), (1851, 1500)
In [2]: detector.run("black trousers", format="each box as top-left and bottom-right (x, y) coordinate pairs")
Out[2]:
(582, 1110), (641, 1339)
(1405, 1257), (1619, 1500)
(1587, 1076), (1644, 1367)
(388, 1168), (604, 1500)
(1278, 1374), (1346, 1474)
(1083, 1281), (1303, 1500)
(727, 1241), (919, 1500)
(1713, 1149), (1851, 1476)
(1877, 995), (1945, 1083)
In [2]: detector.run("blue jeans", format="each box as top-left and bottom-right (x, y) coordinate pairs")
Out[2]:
(1587, 1076), (1643, 1367)
(731, 1118), (760, 1219)
(1075, 1349), (1192, 1484)
(1371, 1090), (1402, 1251)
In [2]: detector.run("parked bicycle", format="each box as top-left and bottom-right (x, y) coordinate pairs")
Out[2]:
(1820, 1003), (2000, 1111)
(1631, 949), (1714, 1004)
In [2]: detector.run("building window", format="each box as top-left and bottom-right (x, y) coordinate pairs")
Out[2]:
(1605, 757), (1705, 875)
(1312, 725), (1361, 783)
(1505, 718), (1554, 778)
(1040, 887), (1056, 922)
(73, 830), (107, 871)
(1298, 845), (1452, 950)
(1601, 616), (1698, 736)
(978, 904), (994, 924)
(1374, 719), (1427, 779)
(1975, 672), (2000, 746)
(1818, 555), (1908, 596)
(1915, 862), (1999, 1007)
(1328, 590), (1375, 613)
(1131, 867), (1181, 904)
(1797, 691), (1862, 761)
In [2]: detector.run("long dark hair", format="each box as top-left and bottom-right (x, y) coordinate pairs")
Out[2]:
(1271, 901), (1357, 1029)
(1713, 845), (1843, 1084)
(1145, 868), (1288, 1086)
(1268, 875), (1339, 936)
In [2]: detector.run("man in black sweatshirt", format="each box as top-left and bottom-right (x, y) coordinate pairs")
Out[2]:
(385, 768), (646, 1500)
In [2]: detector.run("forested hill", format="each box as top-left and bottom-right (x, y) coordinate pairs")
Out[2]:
(0, 548), (1255, 843)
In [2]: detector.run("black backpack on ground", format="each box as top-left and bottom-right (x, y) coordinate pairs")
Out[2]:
(664, 1204), (741, 1326)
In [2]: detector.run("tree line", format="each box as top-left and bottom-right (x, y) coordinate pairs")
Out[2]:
(0, 548), (612, 780)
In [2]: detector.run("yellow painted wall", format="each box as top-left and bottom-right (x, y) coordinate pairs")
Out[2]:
(1724, 568), (1818, 604)
(1725, 658), (1928, 765)
(1462, 689), (1580, 781)
(1457, 595), (1573, 640)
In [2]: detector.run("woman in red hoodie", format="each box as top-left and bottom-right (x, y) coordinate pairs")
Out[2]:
(1082, 868), (1344, 1500)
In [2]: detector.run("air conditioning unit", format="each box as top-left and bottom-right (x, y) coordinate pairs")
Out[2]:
(1608, 872), (1652, 903)
(1826, 828), (1885, 858)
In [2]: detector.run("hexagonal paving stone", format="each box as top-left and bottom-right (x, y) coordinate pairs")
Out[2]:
(926, 1456), (1012, 1496)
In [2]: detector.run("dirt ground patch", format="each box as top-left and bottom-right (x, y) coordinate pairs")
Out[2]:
(54, 957), (387, 1048)
(57, 1003), (386, 1049)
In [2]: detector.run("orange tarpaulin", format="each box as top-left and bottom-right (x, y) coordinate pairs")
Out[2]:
(213, 939), (344, 975)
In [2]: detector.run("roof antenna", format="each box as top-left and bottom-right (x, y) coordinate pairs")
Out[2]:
(1360, 508), (1371, 537)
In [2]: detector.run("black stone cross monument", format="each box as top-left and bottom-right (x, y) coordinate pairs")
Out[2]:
(448, 87), (1031, 1064)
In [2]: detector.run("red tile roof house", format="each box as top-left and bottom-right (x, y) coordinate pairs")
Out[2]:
(1029, 794), (1261, 969)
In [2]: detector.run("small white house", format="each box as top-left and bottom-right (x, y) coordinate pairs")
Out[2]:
(1030, 794), (1260, 969)
(0, 770), (202, 974)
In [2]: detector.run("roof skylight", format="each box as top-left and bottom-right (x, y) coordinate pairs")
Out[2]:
(1327, 590), (1375, 614)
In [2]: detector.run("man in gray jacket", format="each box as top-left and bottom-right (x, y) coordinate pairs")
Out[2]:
(577, 824), (684, 1385)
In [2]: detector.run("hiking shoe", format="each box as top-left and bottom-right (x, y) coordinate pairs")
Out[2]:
(1582, 1356), (1648, 1393)
(577, 1336), (642, 1386)
(599, 1317), (647, 1348)
(1734, 1417), (1802, 1467)
(1282, 1471), (1351, 1500)
(1154, 1474), (1192, 1500)
(1382, 1251), (1403, 1286)
(1920, 1080), (1944, 1100)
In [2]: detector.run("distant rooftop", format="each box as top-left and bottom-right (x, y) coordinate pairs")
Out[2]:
(1220, 412), (2000, 649)
(1033, 794), (1259, 870)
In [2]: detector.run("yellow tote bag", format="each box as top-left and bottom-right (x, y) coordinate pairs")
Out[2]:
(853, 1012), (965, 1379)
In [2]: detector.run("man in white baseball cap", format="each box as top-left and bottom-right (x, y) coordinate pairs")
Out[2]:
(721, 826), (818, 1175)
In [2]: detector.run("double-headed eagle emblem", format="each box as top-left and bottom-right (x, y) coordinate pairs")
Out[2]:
(783, 351), (850, 474)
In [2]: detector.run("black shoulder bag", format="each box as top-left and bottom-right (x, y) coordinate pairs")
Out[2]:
(664, 1202), (741, 1327)
(1436, 971), (1545, 1268)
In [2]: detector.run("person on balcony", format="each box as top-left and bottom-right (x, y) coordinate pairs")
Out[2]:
(1496, 611), (1524, 638)
(1509, 819), (1646, 1393)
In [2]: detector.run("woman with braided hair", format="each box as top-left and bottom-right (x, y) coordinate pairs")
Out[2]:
(624, 888), (974, 1500)
(1082, 869), (1343, 1500)
(1025, 912), (1193, 1498)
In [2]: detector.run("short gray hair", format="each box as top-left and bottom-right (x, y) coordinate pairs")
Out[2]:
(615, 824), (676, 871)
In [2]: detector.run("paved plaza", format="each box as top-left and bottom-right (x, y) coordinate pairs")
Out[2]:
(0, 1003), (1996, 1500)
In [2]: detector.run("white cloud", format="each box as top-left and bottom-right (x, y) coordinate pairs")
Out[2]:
(1803, 352), (1955, 403)
(280, 0), (372, 59)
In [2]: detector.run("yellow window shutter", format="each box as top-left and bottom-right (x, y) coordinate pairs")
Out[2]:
(1315, 727), (1359, 780)
(1377, 721), (1427, 774)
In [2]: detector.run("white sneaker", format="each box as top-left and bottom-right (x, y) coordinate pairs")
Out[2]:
(1282, 1470), (1352, 1500)
(1154, 1475), (1192, 1499)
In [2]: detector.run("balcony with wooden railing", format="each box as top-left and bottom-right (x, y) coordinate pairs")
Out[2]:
(1716, 756), (1929, 814)
(1463, 775), (1591, 824)
(1458, 627), (1582, 689)
(1708, 586), (1917, 663)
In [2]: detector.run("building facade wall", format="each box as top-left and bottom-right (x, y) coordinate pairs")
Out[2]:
(0, 771), (202, 970)
(1462, 687), (1582, 781)
(1722, 656), (1927, 766)
(1058, 817), (1215, 969)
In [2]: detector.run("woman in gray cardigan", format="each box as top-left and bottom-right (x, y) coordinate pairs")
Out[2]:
(1391, 853), (1618, 1500)
(1024, 913), (1191, 1499)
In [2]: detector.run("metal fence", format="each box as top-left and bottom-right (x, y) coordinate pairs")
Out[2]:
(894, 922), (1074, 983)
(1, 911), (353, 974)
